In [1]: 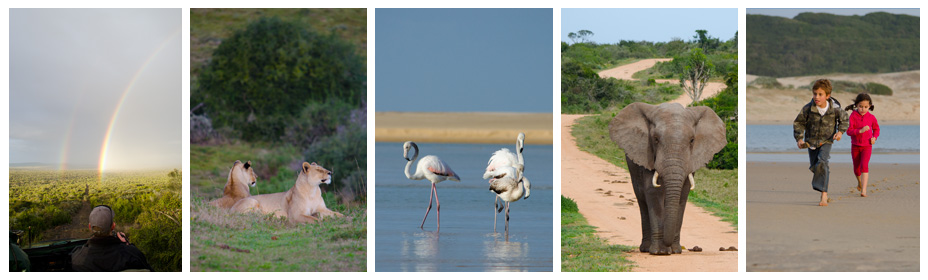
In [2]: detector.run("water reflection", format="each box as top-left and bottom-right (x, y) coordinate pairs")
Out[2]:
(399, 230), (440, 271)
(482, 232), (531, 272)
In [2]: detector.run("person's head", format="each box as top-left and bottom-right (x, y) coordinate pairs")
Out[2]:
(88, 205), (116, 237)
(845, 93), (874, 114)
(811, 79), (832, 108)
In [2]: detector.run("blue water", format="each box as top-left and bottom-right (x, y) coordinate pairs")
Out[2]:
(374, 142), (554, 272)
(747, 125), (919, 163)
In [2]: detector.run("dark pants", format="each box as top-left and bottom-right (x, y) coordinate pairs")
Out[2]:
(808, 143), (832, 192)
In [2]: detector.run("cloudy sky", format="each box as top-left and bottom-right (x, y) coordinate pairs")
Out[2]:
(9, 9), (181, 171)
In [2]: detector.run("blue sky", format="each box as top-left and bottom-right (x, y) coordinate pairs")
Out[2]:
(561, 9), (738, 44)
(747, 8), (920, 18)
(375, 9), (553, 113)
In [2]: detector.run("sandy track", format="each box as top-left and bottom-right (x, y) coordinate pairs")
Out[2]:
(598, 58), (726, 106)
(562, 115), (737, 272)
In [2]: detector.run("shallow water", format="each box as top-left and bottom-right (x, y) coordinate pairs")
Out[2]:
(374, 142), (553, 272)
(747, 124), (919, 153)
(747, 124), (919, 163)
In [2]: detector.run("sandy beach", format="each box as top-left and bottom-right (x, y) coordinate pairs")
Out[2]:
(746, 161), (920, 271)
(375, 112), (553, 144)
(746, 71), (920, 125)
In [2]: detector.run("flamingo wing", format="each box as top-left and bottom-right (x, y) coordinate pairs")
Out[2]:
(421, 155), (460, 181)
(484, 148), (518, 179)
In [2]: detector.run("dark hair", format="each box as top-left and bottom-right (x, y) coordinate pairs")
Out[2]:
(845, 93), (875, 111)
(812, 79), (833, 95)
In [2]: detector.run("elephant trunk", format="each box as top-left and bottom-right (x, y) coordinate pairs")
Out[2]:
(661, 166), (687, 249)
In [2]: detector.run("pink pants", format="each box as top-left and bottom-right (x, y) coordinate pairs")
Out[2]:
(851, 145), (872, 176)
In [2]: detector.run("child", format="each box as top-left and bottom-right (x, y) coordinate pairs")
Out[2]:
(845, 93), (879, 197)
(793, 79), (849, 206)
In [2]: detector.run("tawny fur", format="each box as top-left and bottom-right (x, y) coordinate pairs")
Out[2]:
(209, 160), (257, 209)
(232, 162), (343, 224)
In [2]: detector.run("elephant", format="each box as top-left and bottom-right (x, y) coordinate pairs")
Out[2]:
(608, 102), (726, 255)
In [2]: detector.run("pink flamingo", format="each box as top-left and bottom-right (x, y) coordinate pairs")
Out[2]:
(404, 141), (460, 229)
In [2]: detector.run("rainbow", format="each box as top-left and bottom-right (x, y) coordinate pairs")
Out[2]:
(98, 30), (180, 176)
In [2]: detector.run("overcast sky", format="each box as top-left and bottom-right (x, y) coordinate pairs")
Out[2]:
(9, 9), (181, 170)
(562, 9), (738, 44)
(376, 8), (553, 113)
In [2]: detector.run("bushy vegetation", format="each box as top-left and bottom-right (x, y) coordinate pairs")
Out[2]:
(747, 12), (919, 77)
(9, 169), (182, 271)
(562, 30), (736, 114)
(796, 79), (894, 96)
(748, 76), (784, 89)
(693, 67), (738, 169)
(194, 17), (365, 143)
(191, 11), (367, 204)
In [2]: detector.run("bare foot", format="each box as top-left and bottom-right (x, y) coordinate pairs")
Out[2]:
(857, 185), (862, 192)
(819, 192), (829, 206)
(861, 193), (868, 197)
(819, 201), (828, 206)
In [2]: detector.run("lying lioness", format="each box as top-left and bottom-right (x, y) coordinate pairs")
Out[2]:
(232, 162), (344, 224)
(209, 160), (257, 209)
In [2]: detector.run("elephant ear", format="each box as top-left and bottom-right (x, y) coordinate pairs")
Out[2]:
(609, 102), (656, 170)
(688, 106), (727, 171)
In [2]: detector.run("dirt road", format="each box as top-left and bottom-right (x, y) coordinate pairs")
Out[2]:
(564, 59), (735, 271)
(598, 58), (726, 106)
(42, 185), (92, 240)
(561, 115), (737, 271)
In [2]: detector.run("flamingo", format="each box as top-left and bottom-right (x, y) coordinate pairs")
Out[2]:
(403, 141), (460, 229)
(483, 133), (531, 231)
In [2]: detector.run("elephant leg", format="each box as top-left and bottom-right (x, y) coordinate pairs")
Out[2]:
(671, 177), (693, 254)
(627, 158), (653, 253)
(646, 187), (669, 255)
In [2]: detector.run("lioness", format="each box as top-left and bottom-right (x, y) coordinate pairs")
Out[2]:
(231, 162), (344, 224)
(209, 160), (257, 209)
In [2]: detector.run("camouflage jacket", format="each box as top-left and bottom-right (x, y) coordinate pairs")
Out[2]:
(793, 98), (849, 147)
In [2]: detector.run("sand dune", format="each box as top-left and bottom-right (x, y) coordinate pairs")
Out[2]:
(746, 71), (920, 124)
(375, 112), (553, 144)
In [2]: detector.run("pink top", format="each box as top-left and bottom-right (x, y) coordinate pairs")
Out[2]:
(846, 110), (880, 147)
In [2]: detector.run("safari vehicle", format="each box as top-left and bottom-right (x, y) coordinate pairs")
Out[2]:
(9, 230), (88, 272)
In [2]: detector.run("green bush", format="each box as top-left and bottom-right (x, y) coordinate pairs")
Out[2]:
(866, 82), (893, 96)
(196, 17), (365, 143)
(561, 196), (579, 213)
(749, 76), (782, 89)
(303, 123), (367, 202)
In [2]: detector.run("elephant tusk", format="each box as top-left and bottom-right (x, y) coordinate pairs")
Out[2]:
(688, 173), (696, 190)
(652, 172), (660, 187)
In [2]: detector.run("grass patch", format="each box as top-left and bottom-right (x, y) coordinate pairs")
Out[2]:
(572, 113), (627, 170)
(561, 196), (636, 272)
(190, 142), (366, 271)
(190, 198), (366, 271)
(570, 114), (738, 228)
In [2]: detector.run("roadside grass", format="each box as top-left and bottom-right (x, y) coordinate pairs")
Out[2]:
(561, 196), (636, 272)
(190, 142), (366, 271)
(571, 114), (738, 228)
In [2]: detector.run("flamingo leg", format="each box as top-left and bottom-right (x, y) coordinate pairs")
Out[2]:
(420, 182), (435, 228)
(433, 183), (441, 229)
(505, 201), (511, 232)
(494, 196), (499, 231)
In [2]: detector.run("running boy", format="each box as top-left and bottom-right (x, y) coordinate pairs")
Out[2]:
(845, 93), (879, 197)
(793, 79), (849, 206)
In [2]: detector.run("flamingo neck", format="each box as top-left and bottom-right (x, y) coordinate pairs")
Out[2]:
(405, 144), (423, 180)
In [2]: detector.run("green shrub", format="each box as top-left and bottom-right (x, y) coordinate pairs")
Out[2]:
(866, 82), (893, 95)
(561, 196), (579, 213)
(196, 17), (365, 143)
(749, 76), (782, 89)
